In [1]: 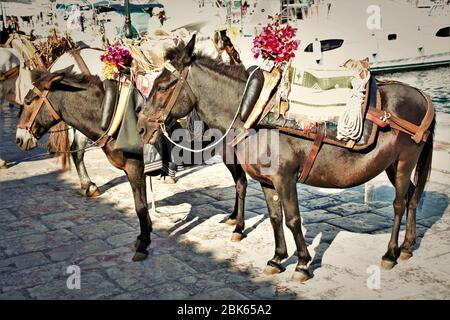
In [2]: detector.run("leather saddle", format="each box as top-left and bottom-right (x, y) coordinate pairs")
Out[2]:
(239, 66), (264, 121)
(101, 79), (119, 131)
(239, 66), (282, 128)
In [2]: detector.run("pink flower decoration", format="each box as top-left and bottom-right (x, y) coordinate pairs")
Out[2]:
(100, 42), (133, 71)
(252, 14), (300, 66)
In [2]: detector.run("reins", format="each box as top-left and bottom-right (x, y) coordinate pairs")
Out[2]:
(156, 62), (259, 153)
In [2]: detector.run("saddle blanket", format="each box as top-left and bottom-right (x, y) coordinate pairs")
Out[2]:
(258, 62), (378, 150)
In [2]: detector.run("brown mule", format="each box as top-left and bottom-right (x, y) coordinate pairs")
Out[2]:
(137, 35), (435, 281)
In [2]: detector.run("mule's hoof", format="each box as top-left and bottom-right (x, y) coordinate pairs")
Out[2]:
(85, 184), (101, 198)
(225, 218), (237, 226)
(381, 258), (397, 270)
(230, 232), (244, 242)
(291, 269), (311, 282)
(264, 261), (285, 275)
(264, 265), (283, 275)
(399, 250), (413, 261)
(161, 176), (177, 184)
(132, 251), (148, 262)
(0, 159), (7, 169)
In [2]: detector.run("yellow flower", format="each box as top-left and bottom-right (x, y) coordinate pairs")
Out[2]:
(102, 61), (120, 80)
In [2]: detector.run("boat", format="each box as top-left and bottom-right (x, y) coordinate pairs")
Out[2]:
(235, 0), (450, 73)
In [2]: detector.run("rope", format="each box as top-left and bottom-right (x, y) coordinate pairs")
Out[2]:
(6, 143), (100, 167)
(159, 66), (261, 153)
(337, 73), (370, 141)
(148, 176), (157, 215)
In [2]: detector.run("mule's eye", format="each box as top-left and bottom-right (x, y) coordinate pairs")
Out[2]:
(158, 83), (171, 92)
(158, 79), (176, 92)
(136, 105), (142, 113)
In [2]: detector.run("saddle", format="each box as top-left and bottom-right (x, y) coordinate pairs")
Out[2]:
(100, 76), (133, 136)
(233, 58), (434, 183)
(234, 59), (376, 148)
(240, 66), (282, 129)
(5, 34), (46, 70)
(101, 80), (119, 131)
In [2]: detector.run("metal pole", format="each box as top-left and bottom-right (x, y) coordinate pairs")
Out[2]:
(0, 3), (4, 30)
(124, 0), (132, 38)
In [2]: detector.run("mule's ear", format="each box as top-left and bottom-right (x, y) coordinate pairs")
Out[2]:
(30, 69), (44, 83)
(34, 73), (65, 91)
(182, 33), (196, 65)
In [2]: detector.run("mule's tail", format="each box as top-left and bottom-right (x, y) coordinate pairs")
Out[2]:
(47, 122), (71, 172)
(414, 115), (435, 193)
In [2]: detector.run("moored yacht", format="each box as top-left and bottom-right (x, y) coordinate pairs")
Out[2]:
(236, 0), (450, 72)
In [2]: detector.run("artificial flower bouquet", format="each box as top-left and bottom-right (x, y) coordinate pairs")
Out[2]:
(101, 42), (133, 80)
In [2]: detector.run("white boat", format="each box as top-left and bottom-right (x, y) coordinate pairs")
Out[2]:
(236, 0), (450, 73)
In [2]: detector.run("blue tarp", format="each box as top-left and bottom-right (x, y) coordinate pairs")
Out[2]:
(84, 3), (163, 14)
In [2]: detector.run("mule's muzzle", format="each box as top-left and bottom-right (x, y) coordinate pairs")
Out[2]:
(15, 128), (38, 150)
(137, 116), (161, 145)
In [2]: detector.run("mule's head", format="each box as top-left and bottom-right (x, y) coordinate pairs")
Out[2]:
(137, 34), (197, 145)
(15, 66), (83, 151)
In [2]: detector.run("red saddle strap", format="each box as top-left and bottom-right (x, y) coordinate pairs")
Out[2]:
(298, 124), (326, 183)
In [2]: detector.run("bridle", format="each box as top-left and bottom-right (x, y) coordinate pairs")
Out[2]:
(143, 62), (197, 128)
(141, 60), (252, 153)
(0, 65), (20, 81)
(17, 86), (61, 135)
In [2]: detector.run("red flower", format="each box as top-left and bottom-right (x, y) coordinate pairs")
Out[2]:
(100, 42), (133, 70)
(252, 14), (300, 66)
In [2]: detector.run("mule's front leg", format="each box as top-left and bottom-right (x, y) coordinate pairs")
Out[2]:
(261, 183), (288, 274)
(224, 162), (247, 242)
(125, 159), (152, 261)
(274, 178), (311, 282)
(71, 130), (100, 197)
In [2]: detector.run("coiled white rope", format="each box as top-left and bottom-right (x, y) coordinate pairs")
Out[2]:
(337, 72), (370, 141)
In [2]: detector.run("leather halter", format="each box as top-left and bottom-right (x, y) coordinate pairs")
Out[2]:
(17, 86), (61, 132)
(0, 66), (20, 81)
(147, 62), (197, 126)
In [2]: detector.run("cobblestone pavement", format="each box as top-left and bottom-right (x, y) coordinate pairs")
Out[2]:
(0, 104), (449, 299)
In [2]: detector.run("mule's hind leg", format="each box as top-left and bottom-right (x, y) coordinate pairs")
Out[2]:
(400, 148), (433, 260)
(224, 162), (247, 242)
(382, 158), (418, 269)
(261, 183), (288, 274)
(385, 165), (417, 261)
(71, 130), (100, 197)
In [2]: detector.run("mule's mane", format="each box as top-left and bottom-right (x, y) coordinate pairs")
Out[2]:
(165, 45), (249, 82)
(194, 54), (249, 82)
(58, 71), (103, 88)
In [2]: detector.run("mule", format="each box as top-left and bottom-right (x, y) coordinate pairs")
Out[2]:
(15, 68), (153, 261)
(0, 47), (102, 196)
(15, 67), (249, 260)
(137, 35), (435, 281)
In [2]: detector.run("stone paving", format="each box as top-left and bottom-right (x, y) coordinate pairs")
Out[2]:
(0, 104), (449, 299)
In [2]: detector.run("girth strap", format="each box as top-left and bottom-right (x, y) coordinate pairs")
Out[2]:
(298, 124), (326, 183)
